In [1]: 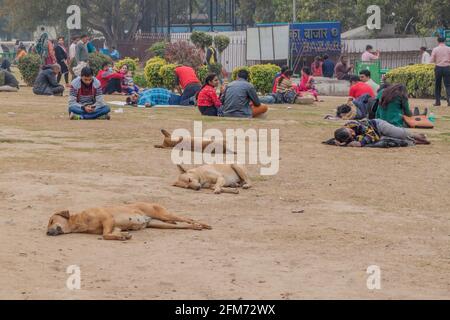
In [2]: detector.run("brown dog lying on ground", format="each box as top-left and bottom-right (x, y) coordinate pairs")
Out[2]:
(47, 202), (211, 241)
(173, 164), (252, 194)
(155, 129), (232, 154)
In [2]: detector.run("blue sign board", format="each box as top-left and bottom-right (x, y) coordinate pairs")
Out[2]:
(290, 22), (342, 55)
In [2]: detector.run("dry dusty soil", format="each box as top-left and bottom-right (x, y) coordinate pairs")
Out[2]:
(0, 87), (449, 300)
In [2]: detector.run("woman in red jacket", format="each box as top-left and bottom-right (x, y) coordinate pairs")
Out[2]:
(196, 73), (223, 117)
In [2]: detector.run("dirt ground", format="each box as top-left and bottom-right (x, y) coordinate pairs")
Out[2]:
(0, 87), (449, 300)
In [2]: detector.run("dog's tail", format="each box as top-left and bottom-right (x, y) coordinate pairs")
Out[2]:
(161, 129), (171, 138)
(231, 164), (251, 185)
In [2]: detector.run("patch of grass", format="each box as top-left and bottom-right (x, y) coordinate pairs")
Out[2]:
(0, 139), (34, 144)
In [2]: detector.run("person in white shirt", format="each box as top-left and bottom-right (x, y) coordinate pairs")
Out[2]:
(361, 45), (380, 62)
(69, 36), (79, 61)
(420, 47), (431, 64)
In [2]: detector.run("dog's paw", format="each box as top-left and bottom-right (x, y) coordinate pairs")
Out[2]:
(121, 233), (132, 241)
(214, 189), (222, 195)
(242, 184), (252, 190)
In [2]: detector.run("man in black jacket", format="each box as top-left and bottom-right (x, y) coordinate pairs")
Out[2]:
(33, 64), (65, 96)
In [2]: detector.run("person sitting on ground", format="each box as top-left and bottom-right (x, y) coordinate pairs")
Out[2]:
(348, 75), (375, 99)
(33, 64), (65, 96)
(124, 79), (140, 105)
(221, 69), (268, 118)
(297, 67), (320, 102)
(175, 65), (202, 106)
(333, 119), (430, 147)
(68, 67), (111, 120)
(335, 56), (353, 80)
(359, 70), (380, 93)
(196, 73), (223, 116)
(322, 55), (335, 78)
(272, 65), (289, 94)
(0, 69), (20, 92)
(97, 63), (128, 95)
(376, 84), (413, 128)
(274, 69), (298, 104)
(1, 59), (12, 72)
(137, 88), (181, 107)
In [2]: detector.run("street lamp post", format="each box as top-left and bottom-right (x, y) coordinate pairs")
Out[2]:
(293, 0), (296, 23)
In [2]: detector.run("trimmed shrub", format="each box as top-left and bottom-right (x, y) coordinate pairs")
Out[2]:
(115, 57), (139, 74)
(133, 73), (148, 88)
(385, 64), (436, 98)
(231, 64), (280, 95)
(190, 31), (213, 49)
(249, 64), (281, 95)
(144, 57), (167, 88)
(197, 65), (209, 83)
(231, 66), (250, 81)
(214, 35), (230, 54)
(88, 52), (113, 75)
(164, 41), (203, 69)
(159, 64), (178, 90)
(148, 41), (167, 58)
(17, 53), (42, 86)
(208, 63), (223, 77)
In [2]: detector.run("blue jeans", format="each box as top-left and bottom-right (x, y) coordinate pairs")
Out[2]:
(69, 105), (111, 120)
(180, 83), (201, 106)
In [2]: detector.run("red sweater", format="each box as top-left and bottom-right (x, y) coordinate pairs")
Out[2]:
(175, 66), (200, 89)
(96, 70), (124, 90)
(349, 82), (375, 99)
(197, 85), (222, 108)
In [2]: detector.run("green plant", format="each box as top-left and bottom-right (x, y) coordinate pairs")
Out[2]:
(385, 64), (438, 98)
(214, 35), (230, 54)
(17, 53), (41, 86)
(231, 66), (250, 81)
(88, 52), (113, 75)
(115, 57), (139, 73)
(190, 31), (213, 49)
(249, 64), (281, 95)
(208, 63), (223, 77)
(148, 41), (167, 58)
(159, 64), (177, 90)
(197, 65), (209, 83)
(144, 57), (167, 88)
(164, 41), (203, 69)
(133, 73), (148, 88)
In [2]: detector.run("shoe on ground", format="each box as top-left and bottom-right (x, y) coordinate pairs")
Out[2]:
(69, 113), (82, 120)
(98, 114), (111, 120)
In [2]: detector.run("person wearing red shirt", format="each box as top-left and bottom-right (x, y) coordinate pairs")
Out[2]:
(348, 75), (375, 99)
(197, 74), (222, 117)
(175, 65), (202, 106)
(96, 62), (125, 94)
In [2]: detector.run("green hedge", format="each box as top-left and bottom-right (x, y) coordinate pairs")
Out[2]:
(115, 57), (139, 73)
(232, 64), (281, 95)
(88, 52), (113, 75)
(144, 57), (166, 88)
(159, 64), (177, 90)
(385, 64), (436, 98)
(17, 53), (41, 86)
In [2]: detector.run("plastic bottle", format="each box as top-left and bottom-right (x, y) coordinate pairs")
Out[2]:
(428, 113), (436, 123)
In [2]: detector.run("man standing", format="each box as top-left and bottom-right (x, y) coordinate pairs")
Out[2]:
(69, 67), (111, 120)
(205, 45), (218, 66)
(420, 47), (431, 64)
(322, 55), (335, 78)
(361, 45), (380, 62)
(220, 69), (268, 118)
(359, 70), (380, 93)
(74, 35), (90, 76)
(430, 37), (450, 107)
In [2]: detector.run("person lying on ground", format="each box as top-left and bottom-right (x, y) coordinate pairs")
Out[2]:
(335, 94), (375, 120)
(175, 65), (202, 106)
(376, 84), (413, 127)
(33, 64), (65, 96)
(136, 88), (181, 107)
(68, 67), (111, 120)
(220, 69), (268, 119)
(196, 73), (223, 117)
(0, 69), (20, 92)
(333, 119), (430, 147)
(348, 75), (375, 99)
(359, 69), (380, 92)
(297, 67), (320, 102)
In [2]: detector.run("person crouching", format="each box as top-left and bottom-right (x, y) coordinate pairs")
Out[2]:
(68, 67), (111, 120)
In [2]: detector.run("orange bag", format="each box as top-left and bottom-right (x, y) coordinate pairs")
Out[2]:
(403, 115), (434, 129)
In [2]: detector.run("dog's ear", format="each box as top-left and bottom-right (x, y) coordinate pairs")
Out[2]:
(55, 210), (70, 220)
(177, 165), (187, 174)
(161, 129), (171, 138)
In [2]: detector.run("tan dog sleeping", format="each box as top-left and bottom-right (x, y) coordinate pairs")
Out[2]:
(155, 129), (232, 154)
(173, 164), (252, 194)
(47, 202), (211, 241)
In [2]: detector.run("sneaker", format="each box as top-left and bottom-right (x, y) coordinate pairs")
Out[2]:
(433, 102), (441, 107)
(69, 113), (82, 120)
(98, 114), (111, 120)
